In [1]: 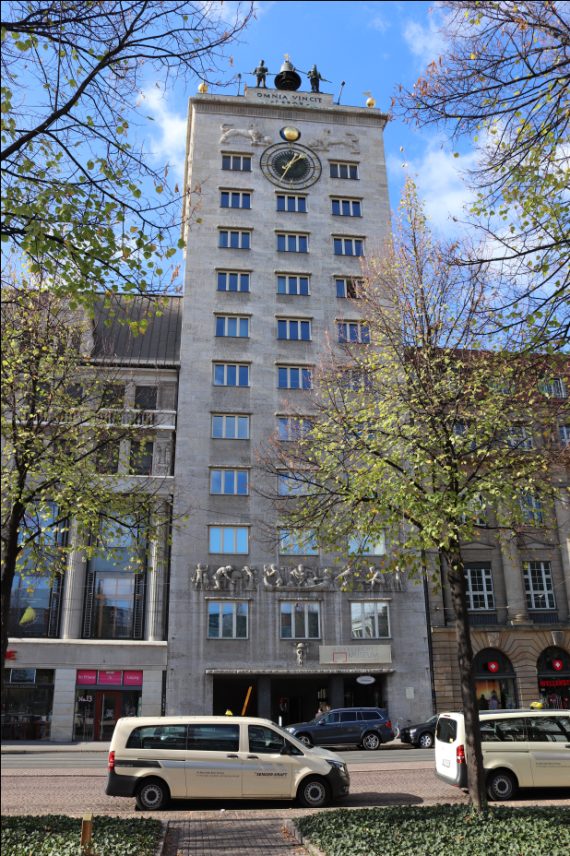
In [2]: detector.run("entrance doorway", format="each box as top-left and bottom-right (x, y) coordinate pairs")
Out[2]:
(212, 678), (257, 716)
(95, 691), (121, 741)
(270, 678), (329, 726)
(343, 676), (386, 710)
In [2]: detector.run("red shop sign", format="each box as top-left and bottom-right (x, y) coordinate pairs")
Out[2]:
(123, 670), (143, 686)
(553, 659), (564, 671)
(488, 661), (499, 673)
(98, 670), (122, 685)
(539, 678), (570, 688)
(77, 670), (97, 685)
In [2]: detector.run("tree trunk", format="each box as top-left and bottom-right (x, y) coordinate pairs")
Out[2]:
(444, 547), (487, 810)
(1, 508), (22, 696)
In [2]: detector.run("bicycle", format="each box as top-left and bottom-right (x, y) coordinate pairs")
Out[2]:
(392, 718), (411, 739)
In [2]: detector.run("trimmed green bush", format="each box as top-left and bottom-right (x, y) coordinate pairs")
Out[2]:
(1, 815), (162, 856)
(296, 805), (570, 856)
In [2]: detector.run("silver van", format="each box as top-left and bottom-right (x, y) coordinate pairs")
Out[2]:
(105, 715), (350, 810)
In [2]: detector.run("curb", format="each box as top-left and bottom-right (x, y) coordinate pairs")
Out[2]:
(283, 819), (327, 856)
(154, 820), (169, 856)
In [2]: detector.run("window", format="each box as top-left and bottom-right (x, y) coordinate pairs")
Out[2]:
(279, 531), (318, 555)
(129, 440), (153, 475)
(277, 276), (310, 295)
(519, 492), (543, 525)
(277, 195), (307, 212)
(278, 367), (311, 389)
(208, 602), (248, 638)
(212, 415), (249, 439)
(217, 272), (250, 292)
(277, 233), (308, 253)
(96, 441), (120, 475)
(338, 322), (369, 343)
(330, 163), (358, 179)
(219, 230), (250, 249)
(215, 316), (249, 338)
(464, 566), (495, 610)
(222, 155), (251, 172)
(461, 493), (486, 526)
(527, 716), (570, 742)
(348, 534), (385, 555)
(334, 238), (363, 256)
(221, 191), (251, 209)
(278, 417), (311, 441)
(340, 370), (372, 391)
(453, 423), (477, 451)
(524, 561), (556, 610)
(351, 602), (390, 638)
(559, 425), (570, 448)
(280, 602), (320, 638)
(479, 718), (527, 743)
(279, 473), (307, 495)
(214, 364), (249, 387)
(332, 199), (361, 217)
(436, 718), (457, 744)
(209, 526), (248, 554)
(336, 278), (364, 299)
(135, 386), (157, 411)
(127, 725), (187, 750)
(8, 572), (61, 639)
(101, 383), (125, 409)
(277, 319), (311, 341)
(540, 377), (566, 398)
(507, 426), (534, 450)
(187, 724), (240, 751)
(211, 469), (248, 495)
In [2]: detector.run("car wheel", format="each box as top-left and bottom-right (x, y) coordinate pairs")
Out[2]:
(297, 776), (331, 808)
(486, 769), (518, 802)
(135, 778), (170, 811)
(419, 732), (434, 749)
(297, 733), (312, 747)
(362, 731), (381, 751)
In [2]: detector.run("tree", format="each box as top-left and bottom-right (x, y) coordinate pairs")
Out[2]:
(1, 283), (183, 693)
(1, 1), (253, 319)
(255, 179), (568, 808)
(392, 1), (570, 345)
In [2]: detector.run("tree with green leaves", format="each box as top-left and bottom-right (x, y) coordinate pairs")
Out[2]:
(255, 179), (568, 808)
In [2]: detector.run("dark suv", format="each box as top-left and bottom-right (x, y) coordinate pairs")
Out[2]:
(285, 708), (393, 751)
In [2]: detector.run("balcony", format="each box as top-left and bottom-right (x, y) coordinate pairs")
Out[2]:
(529, 611), (559, 624)
(469, 612), (498, 626)
(102, 409), (177, 430)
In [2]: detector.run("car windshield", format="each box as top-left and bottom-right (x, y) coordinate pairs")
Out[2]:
(269, 722), (309, 751)
(427, 715), (439, 724)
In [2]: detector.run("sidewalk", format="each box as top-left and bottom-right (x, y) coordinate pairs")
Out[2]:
(1, 741), (110, 753)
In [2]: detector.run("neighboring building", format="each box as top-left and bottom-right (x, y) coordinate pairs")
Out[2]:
(3, 298), (182, 742)
(167, 73), (433, 725)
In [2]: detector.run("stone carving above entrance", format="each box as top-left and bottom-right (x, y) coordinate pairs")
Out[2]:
(191, 562), (406, 592)
(191, 563), (258, 592)
(306, 128), (359, 154)
(220, 123), (272, 146)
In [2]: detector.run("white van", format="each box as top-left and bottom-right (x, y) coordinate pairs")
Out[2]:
(435, 709), (570, 800)
(105, 715), (350, 810)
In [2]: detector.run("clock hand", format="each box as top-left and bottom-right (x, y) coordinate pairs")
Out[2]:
(280, 152), (306, 181)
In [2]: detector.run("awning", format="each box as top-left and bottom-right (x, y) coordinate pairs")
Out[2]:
(205, 668), (395, 676)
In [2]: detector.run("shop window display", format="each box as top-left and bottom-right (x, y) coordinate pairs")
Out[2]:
(1, 669), (54, 740)
(473, 648), (517, 710)
(537, 646), (570, 710)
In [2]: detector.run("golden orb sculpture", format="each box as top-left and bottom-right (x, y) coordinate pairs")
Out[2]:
(198, 80), (208, 94)
(280, 126), (301, 141)
(366, 96), (376, 108)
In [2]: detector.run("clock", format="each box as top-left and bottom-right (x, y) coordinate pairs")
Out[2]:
(260, 142), (322, 188)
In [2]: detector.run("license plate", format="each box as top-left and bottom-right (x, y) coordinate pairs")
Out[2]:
(442, 759), (450, 767)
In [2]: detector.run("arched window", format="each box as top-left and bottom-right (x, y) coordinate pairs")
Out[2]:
(473, 648), (515, 676)
(473, 648), (517, 711)
(537, 647), (570, 710)
(537, 647), (570, 674)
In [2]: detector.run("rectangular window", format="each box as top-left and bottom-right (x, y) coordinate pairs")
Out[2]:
(278, 472), (307, 495)
(332, 199), (361, 217)
(524, 561), (556, 610)
(336, 278), (364, 299)
(278, 417), (311, 441)
(507, 426), (534, 450)
(219, 231), (250, 249)
(465, 566), (495, 610)
(559, 425), (570, 448)
(277, 195), (307, 212)
(210, 469), (249, 495)
(351, 602), (390, 638)
(277, 234), (308, 253)
(220, 191), (251, 209)
(96, 441), (120, 475)
(127, 725), (187, 750)
(330, 163), (359, 180)
(215, 316), (250, 338)
(8, 572), (61, 639)
(187, 723), (240, 751)
(214, 364), (249, 387)
(277, 276), (310, 295)
(540, 377), (566, 398)
(334, 238), (364, 256)
(280, 602), (320, 638)
(348, 534), (385, 555)
(217, 272), (250, 292)
(277, 319), (311, 341)
(134, 386), (158, 411)
(209, 526), (249, 554)
(129, 440), (153, 476)
(208, 602), (248, 638)
(212, 415), (249, 439)
(101, 383), (125, 409)
(519, 492), (543, 525)
(278, 367), (312, 389)
(340, 370), (372, 392)
(338, 322), (369, 343)
(222, 155), (251, 172)
(279, 530), (318, 555)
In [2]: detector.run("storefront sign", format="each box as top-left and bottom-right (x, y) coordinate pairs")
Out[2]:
(319, 644), (391, 665)
(356, 676), (376, 685)
(553, 659), (563, 671)
(488, 661), (499, 673)
(539, 678), (570, 688)
(123, 670), (143, 686)
(98, 670), (122, 685)
(77, 670), (97, 685)
(6, 650), (17, 660)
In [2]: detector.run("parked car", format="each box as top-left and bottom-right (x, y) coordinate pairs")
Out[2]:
(399, 714), (439, 748)
(285, 707), (394, 751)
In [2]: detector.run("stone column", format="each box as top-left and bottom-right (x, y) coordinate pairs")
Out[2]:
(145, 539), (165, 642)
(328, 674), (344, 710)
(554, 486), (570, 613)
(50, 669), (76, 742)
(498, 529), (530, 623)
(258, 676), (271, 719)
(141, 670), (163, 717)
(60, 549), (87, 639)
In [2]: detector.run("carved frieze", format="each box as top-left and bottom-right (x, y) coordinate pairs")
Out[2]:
(220, 123), (272, 146)
(307, 129), (359, 154)
(191, 562), (406, 593)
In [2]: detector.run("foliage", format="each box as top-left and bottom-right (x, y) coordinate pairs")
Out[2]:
(1, 814), (163, 856)
(295, 805), (570, 856)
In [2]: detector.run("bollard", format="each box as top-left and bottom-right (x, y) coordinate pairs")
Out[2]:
(80, 813), (93, 854)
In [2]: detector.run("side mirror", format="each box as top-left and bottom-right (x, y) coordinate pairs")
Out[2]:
(280, 744), (292, 755)
(318, 719), (327, 725)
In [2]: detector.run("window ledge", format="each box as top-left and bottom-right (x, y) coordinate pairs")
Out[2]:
(347, 597), (392, 602)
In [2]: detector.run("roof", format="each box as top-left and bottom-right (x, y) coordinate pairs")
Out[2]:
(91, 295), (183, 366)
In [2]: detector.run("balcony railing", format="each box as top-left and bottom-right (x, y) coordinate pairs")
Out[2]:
(529, 611), (559, 624)
(469, 611), (498, 626)
(102, 409), (176, 430)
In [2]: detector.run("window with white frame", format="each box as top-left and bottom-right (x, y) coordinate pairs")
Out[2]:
(209, 526), (248, 554)
(338, 321), (369, 343)
(461, 493), (487, 526)
(519, 492), (544, 525)
(559, 425), (570, 448)
(219, 230), (250, 249)
(277, 233), (308, 253)
(523, 561), (556, 609)
(507, 425), (534, 450)
(277, 318), (311, 341)
(280, 602), (320, 638)
(212, 415), (249, 440)
(330, 163), (358, 179)
(277, 195), (306, 212)
(277, 275), (309, 295)
(464, 566), (495, 610)
(221, 191), (251, 209)
(334, 237), (363, 256)
(279, 530), (318, 555)
(336, 278), (364, 299)
(540, 377), (567, 398)
(332, 199), (361, 217)
(215, 316), (249, 338)
(278, 366), (312, 389)
(278, 417), (311, 440)
(351, 602), (390, 638)
(348, 534), (385, 556)
(222, 154), (251, 172)
(208, 601), (248, 638)
(214, 364), (249, 387)
(217, 272), (250, 292)
(279, 472), (307, 495)
(211, 469), (249, 495)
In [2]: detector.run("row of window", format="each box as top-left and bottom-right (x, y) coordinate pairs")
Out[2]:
(215, 316), (368, 343)
(220, 191), (362, 217)
(465, 562), (556, 611)
(207, 527), (384, 557)
(213, 364), (312, 389)
(222, 155), (359, 179)
(216, 273), (363, 297)
(218, 231), (364, 256)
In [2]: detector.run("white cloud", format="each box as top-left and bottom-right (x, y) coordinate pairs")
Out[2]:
(141, 88), (188, 182)
(402, 17), (444, 67)
(369, 13), (390, 34)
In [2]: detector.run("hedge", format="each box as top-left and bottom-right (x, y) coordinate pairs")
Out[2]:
(295, 805), (570, 856)
(1, 815), (163, 856)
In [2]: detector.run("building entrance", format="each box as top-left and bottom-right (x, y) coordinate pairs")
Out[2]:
(212, 677), (258, 716)
(270, 678), (329, 726)
(343, 676), (386, 710)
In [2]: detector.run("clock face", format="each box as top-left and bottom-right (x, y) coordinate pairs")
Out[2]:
(260, 142), (322, 188)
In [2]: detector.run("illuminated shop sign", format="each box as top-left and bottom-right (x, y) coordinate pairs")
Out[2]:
(76, 670), (143, 686)
(538, 678), (570, 688)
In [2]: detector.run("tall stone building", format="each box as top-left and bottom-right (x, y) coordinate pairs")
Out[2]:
(168, 70), (433, 725)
